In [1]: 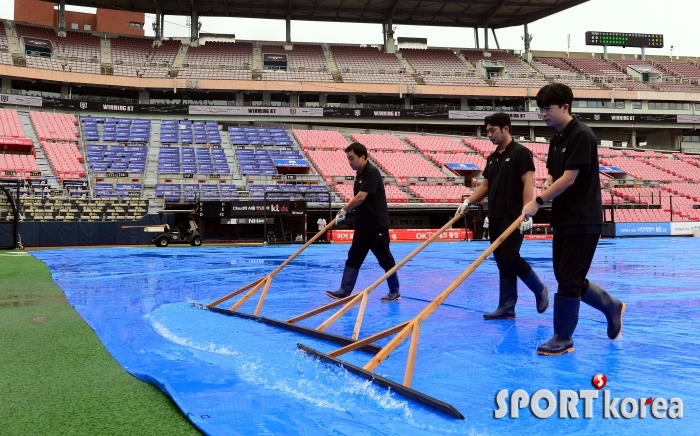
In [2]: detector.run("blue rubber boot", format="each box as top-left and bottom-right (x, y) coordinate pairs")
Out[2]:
(537, 294), (580, 356)
(521, 269), (550, 314)
(381, 272), (401, 302)
(325, 267), (359, 299)
(483, 278), (518, 320)
(581, 281), (625, 339)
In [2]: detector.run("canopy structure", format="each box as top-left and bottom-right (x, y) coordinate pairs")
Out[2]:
(46, 0), (589, 46)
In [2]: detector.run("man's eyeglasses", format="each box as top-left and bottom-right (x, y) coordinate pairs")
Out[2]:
(538, 104), (562, 114)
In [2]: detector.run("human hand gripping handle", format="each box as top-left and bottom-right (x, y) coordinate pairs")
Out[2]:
(335, 209), (347, 224)
(519, 217), (533, 234)
(456, 199), (471, 216)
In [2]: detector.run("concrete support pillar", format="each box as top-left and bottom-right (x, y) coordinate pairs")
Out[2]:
(286, 16), (291, 43)
(530, 126), (535, 142)
(2, 77), (12, 94)
(60, 84), (69, 99)
(384, 21), (396, 54)
(404, 96), (411, 109)
(58, 0), (66, 36)
(262, 92), (271, 106)
(476, 126), (482, 139)
(348, 94), (357, 108)
(319, 94), (327, 107)
(190, 8), (199, 42)
(290, 93), (298, 107)
(461, 97), (469, 110)
(631, 130), (637, 148)
(138, 90), (150, 104)
(153, 11), (162, 43)
(235, 91), (244, 106)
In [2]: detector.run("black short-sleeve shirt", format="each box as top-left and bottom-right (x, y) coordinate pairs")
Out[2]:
(546, 118), (603, 228)
(481, 140), (536, 220)
(353, 161), (390, 229)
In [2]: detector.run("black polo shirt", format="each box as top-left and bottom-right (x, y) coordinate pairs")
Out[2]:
(546, 117), (603, 229)
(482, 140), (535, 220)
(353, 161), (390, 229)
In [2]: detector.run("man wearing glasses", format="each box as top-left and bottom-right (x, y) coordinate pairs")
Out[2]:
(457, 112), (549, 320)
(522, 83), (625, 356)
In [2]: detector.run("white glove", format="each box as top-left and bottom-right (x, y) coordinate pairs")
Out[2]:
(519, 217), (533, 234)
(335, 209), (346, 224)
(457, 199), (471, 215)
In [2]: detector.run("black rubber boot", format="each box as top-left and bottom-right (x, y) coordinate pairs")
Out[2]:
(325, 267), (359, 299)
(537, 294), (580, 356)
(483, 278), (517, 320)
(581, 281), (626, 339)
(381, 272), (401, 302)
(521, 269), (550, 314)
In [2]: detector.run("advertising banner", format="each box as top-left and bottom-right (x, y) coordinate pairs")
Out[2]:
(670, 222), (700, 236)
(329, 228), (470, 242)
(449, 110), (541, 121)
(0, 93), (43, 107)
(446, 163), (480, 171)
(189, 106), (323, 117)
(614, 222), (671, 236)
(273, 159), (309, 167)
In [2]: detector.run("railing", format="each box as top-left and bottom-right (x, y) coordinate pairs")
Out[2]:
(262, 66), (330, 73)
(607, 192), (700, 222)
(180, 63), (251, 70)
(339, 68), (407, 75)
(70, 95), (138, 104)
(415, 70), (476, 77)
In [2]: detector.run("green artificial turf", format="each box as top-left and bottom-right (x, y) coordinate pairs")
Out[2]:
(0, 252), (201, 436)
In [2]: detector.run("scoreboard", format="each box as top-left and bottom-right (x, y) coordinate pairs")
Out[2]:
(585, 31), (663, 48)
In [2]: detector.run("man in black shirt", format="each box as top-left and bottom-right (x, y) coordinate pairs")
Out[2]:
(523, 83), (625, 356)
(326, 142), (400, 302)
(457, 112), (549, 319)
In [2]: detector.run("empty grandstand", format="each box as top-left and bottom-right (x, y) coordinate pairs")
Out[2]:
(1, 7), (700, 233)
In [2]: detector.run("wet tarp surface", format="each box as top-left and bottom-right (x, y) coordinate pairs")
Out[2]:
(33, 238), (700, 435)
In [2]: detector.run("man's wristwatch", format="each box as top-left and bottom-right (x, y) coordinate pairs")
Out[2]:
(535, 196), (545, 206)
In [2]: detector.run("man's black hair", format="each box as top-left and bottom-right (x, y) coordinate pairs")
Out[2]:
(484, 112), (512, 133)
(536, 83), (574, 114)
(345, 142), (368, 158)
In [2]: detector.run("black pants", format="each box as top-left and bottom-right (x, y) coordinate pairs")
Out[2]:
(345, 226), (397, 272)
(552, 231), (599, 298)
(489, 218), (533, 280)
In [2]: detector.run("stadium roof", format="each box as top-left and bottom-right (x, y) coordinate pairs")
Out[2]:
(50, 0), (589, 29)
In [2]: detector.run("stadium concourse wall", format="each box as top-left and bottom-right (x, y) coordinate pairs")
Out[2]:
(0, 92), (698, 127)
(3, 63), (700, 106)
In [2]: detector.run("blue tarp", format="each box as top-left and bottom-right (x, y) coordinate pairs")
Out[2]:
(32, 238), (700, 435)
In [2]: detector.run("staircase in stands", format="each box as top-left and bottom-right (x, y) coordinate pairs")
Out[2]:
(143, 120), (162, 212)
(321, 44), (343, 83)
(252, 43), (262, 80)
(99, 35), (113, 75)
(170, 44), (189, 77)
(3, 21), (25, 67)
(17, 111), (60, 190)
(395, 52), (425, 85)
(455, 51), (477, 71)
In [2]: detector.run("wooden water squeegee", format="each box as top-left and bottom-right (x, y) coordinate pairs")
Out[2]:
(205, 211), (466, 352)
(297, 215), (524, 420)
(205, 206), (523, 419)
